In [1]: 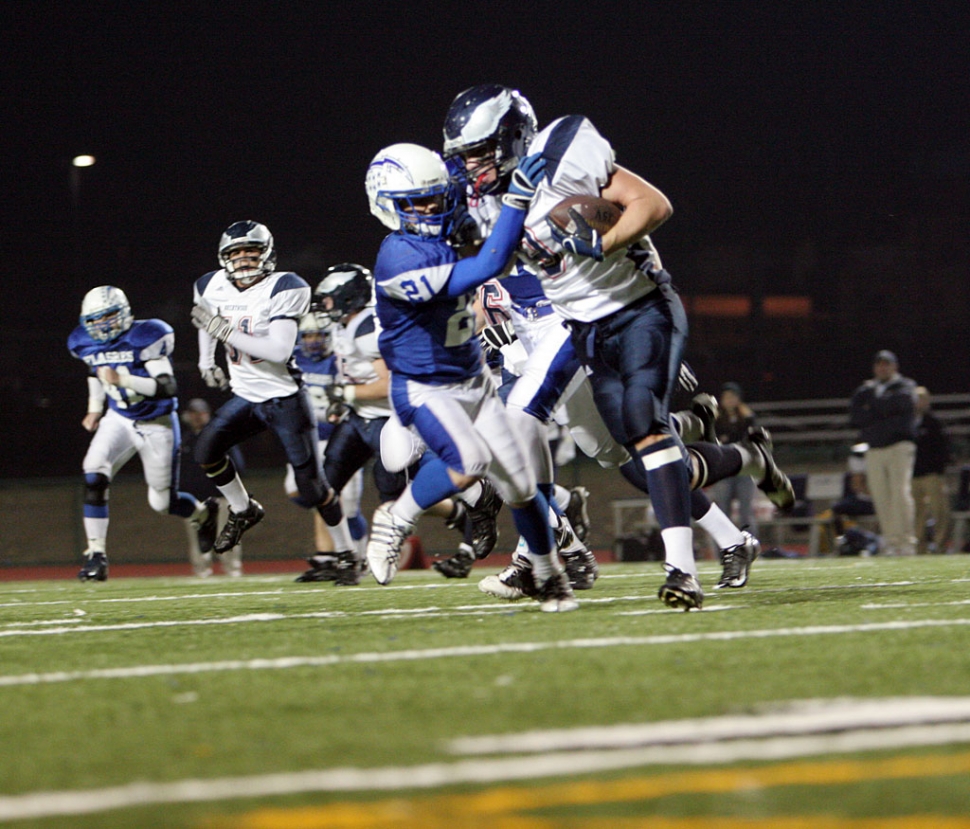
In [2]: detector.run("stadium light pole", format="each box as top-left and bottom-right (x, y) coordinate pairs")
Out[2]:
(70, 154), (96, 207)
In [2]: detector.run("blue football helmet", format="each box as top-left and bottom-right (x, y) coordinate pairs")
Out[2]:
(365, 143), (459, 238)
(442, 85), (537, 197)
(218, 221), (277, 288)
(312, 263), (374, 323)
(80, 285), (133, 343)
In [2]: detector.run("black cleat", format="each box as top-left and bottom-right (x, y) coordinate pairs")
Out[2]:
(196, 497), (220, 554)
(714, 530), (761, 589)
(746, 427), (795, 511)
(295, 553), (339, 583)
(564, 486), (591, 544)
(691, 393), (720, 444)
(466, 479), (503, 560)
(658, 564), (704, 611)
(535, 569), (580, 612)
(214, 499), (264, 553)
(433, 543), (475, 579)
(78, 552), (108, 582)
(557, 523), (598, 590)
(332, 550), (362, 586)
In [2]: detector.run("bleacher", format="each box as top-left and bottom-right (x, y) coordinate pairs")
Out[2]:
(612, 394), (970, 558)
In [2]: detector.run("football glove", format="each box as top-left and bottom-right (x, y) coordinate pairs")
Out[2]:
(191, 304), (234, 342)
(479, 319), (517, 357)
(548, 208), (604, 261)
(200, 366), (229, 391)
(324, 384), (350, 423)
(678, 360), (699, 393)
(501, 153), (546, 210)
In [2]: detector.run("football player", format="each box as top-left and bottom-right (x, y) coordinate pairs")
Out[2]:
(363, 142), (578, 610)
(286, 310), (368, 582)
(191, 221), (351, 571)
(68, 286), (218, 581)
(444, 87), (796, 608)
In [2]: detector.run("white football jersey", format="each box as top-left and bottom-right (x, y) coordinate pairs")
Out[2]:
(520, 116), (663, 323)
(332, 307), (392, 420)
(194, 269), (310, 402)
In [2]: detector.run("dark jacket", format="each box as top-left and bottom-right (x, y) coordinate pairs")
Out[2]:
(913, 410), (951, 477)
(849, 375), (917, 448)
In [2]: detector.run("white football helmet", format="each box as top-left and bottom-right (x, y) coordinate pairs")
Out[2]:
(80, 285), (133, 343)
(297, 312), (333, 361)
(218, 220), (277, 288)
(365, 143), (457, 237)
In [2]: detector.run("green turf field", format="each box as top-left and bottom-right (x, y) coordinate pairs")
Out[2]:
(1, 555), (969, 827)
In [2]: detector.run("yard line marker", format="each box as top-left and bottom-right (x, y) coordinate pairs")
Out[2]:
(1, 617), (969, 687)
(0, 726), (968, 821)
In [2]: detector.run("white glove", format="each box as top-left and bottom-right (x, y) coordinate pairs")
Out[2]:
(201, 366), (229, 391)
(191, 304), (234, 342)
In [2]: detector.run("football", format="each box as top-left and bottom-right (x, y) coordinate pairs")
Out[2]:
(547, 195), (623, 236)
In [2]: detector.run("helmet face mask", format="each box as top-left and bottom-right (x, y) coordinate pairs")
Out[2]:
(80, 285), (133, 343)
(312, 263), (374, 324)
(218, 221), (277, 288)
(366, 143), (458, 238)
(297, 312), (333, 360)
(442, 85), (537, 197)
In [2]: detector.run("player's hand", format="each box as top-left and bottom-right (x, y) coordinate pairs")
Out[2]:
(501, 153), (546, 210)
(97, 366), (120, 386)
(82, 412), (102, 433)
(200, 366), (229, 391)
(678, 360), (699, 393)
(547, 208), (604, 261)
(324, 384), (350, 423)
(479, 319), (517, 357)
(191, 304), (234, 342)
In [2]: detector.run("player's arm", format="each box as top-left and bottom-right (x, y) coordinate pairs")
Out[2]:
(598, 165), (673, 257)
(222, 318), (299, 363)
(96, 356), (177, 399)
(82, 375), (106, 432)
(338, 358), (390, 408)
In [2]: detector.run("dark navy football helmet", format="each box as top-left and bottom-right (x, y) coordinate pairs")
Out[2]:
(312, 264), (374, 323)
(442, 85), (537, 196)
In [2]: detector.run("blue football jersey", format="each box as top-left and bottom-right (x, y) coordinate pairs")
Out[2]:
(67, 319), (177, 420)
(293, 349), (338, 440)
(373, 233), (480, 383)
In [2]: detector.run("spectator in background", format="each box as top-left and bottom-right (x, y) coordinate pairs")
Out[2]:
(849, 350), (918, 556)
(180, 399), (244, 577)
(912, 386), (952, 554)
(708, 382), (758, 543)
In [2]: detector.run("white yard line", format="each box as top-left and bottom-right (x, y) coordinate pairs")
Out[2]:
(1, 617), (968, 687)
(0, 699), (969, 821)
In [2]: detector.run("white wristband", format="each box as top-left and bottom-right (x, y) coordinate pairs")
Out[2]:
(344, 385), (357, 404)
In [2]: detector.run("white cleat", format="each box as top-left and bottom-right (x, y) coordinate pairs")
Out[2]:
(365, 505), (414, 585)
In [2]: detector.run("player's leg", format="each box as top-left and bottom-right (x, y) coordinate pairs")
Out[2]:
(77, 410), (136, 581)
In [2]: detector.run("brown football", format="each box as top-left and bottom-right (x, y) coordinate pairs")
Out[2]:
(547, 195), (623, 236)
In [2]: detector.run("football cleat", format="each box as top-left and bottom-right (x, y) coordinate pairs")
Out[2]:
(78, 551), (108, 582)
(478, 549), (536, 601)
(658, 564), (704, 611)
(433, 543), (475, 579)
(466, 478), (503, 559)
(333, 550), (363, 586)
(564, 486), (591, 544)
(557, 523), (598, 590)
(365, 505), (414, 585)
(535, 569), (580, 612)
(214, 499), (264, 553)
(691, 393), (720, 444)
(714, 530), (761, 589)
(195, 497), (220, 554)
(295, 553), (339, 583)
(745, 427), (796, 511)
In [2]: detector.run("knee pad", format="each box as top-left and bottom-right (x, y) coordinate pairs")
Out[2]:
(293, 459), (327, 508)
(84, 473), (110, 508)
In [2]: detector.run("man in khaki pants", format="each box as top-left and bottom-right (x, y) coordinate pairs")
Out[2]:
(849, 351), (918, 555)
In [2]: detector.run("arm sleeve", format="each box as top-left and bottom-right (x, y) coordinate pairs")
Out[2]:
(223, 318), (298, 363)
(87, 376), (106, 413)
(198, 328), (218, 370)
(446, 205), (526, 297)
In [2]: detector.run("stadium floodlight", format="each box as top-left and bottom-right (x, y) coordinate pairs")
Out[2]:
(72, 155), (96, 167)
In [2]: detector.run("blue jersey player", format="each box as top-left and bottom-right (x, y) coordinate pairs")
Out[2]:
(68, 285), (218, 581)
(362, 141), (578, 611)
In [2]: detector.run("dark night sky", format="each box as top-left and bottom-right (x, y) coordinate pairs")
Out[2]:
(3, 1), (968, 476)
